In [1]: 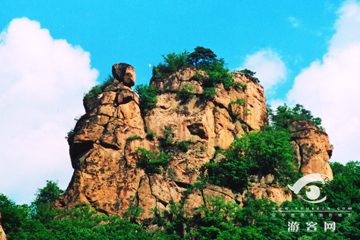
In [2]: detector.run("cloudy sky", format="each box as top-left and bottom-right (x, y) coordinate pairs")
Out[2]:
(0, 0), (359, 204)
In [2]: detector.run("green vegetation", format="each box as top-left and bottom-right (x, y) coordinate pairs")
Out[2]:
(136, 147), (171, 175)
(0, 161), (359, 239)
(158, 129), (175, 149)
(202, 87), (217, 98)
(126, 135), (143, 142)
(84, 75), (115, 99)
(230, 98), (246, 107)
(269, 103), (324, 130)
(192, 72), (202, 80)
(153, 47), (240, 100)
(236, 81), (248, 90)
(134, 84), (158, 116)
(152, 51), (189, 79)
(177, 84), (194, 100)
(146, 131), (155, 141)
(65, 129), (74, 140)
(206, 127), (301, 193)
(235, 69), (260, 83)
(177, 140), (193, 152)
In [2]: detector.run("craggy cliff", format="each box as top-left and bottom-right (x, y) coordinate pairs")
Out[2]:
(58, 63), (333, 220)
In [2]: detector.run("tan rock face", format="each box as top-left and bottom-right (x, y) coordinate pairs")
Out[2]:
(59, 65), (333, 221)
(290, 121), (333, 179)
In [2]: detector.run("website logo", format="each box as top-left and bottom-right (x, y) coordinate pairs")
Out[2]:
(287, 173), (331, 203)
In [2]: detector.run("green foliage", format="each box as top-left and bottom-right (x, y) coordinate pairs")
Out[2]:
(186, 46), (217, 68)
(152, 51), (189, 79)
(269, 103), (324, 130)
(206, 127), (300, 193)
(153, 47), (237, 91)
(134, 84), (158, 116)
(236, 81), (248, 90)
(192, 72), (202, 80)
(201, 58), (235, 89)
(126, 135), (143, 142)
(0, 161), (360, 239)
(84, 75), (115, 99)
(158, 129), (175, 148)
(236, 68), (260, 83)
(136, 147), (171, 175)
(65, 129), (74, 140)
(146, 131), (155, 141)
(177, 140), (193, 152)
(177, 84), (194, 100)
(230, 98), (246, 107)
(202, 87), (217, 98)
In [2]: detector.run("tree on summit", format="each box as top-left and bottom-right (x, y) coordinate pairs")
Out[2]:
(187, 46), (217, 68)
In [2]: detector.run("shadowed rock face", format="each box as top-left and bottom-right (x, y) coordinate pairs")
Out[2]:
(0, 212), (7, 240)
(58, 65), (333, 220)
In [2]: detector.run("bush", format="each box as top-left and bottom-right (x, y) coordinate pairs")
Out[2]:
(206, 127), (300, 193)
(192, 72), (202, 80)
(65, 129), (74, 140)
(134, 84), (158, 116)
(136, 147), (171, 175)
(177, 140), (193, 152)
(177, 84), (194, 100)
(152, 51), (189, 79)
(236, 69), (260, 83)
(84, 75), (115, 99)
(202, 87), (217, 98)
(269, 103), (324, 130)
(126, 135), (143, 142)
(146, 131), (155, 141)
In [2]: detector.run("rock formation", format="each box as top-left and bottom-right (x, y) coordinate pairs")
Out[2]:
(58, 63), (333, 220)
(290, 121), (333, 179)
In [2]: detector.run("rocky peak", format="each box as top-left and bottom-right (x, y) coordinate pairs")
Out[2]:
(58, 63), (333, 221)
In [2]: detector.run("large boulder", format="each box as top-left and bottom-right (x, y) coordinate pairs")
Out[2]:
(112, 63), (136, 87)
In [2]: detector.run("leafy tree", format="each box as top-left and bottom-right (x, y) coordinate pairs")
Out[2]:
(152, 51), (189, 79)
(236, 68), (260, 83)
(269, 103), (323, 130)
(186, 46), (217, 68)
(134, 84), (158, 116)
(206, 127), (300, 193)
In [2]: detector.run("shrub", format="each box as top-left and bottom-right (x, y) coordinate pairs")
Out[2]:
(206, 127), (300, 193)
(152, 51), (189, 79)
(202, 87), (217, 98)
(236, 81), (248, 90)
(236, 69), (260, 83)
(134, 84), (158, 116)
(136, 147), (171, 175)
(230, 98), (246, 107)
(177, 84), (194, 100)
(192, 72), (202, 80)
(65, 129), (74, 140)
(269, 103), (324, 130)
(177, 140), (193, 152)
(146, 131), (155, 141)
(126, 135), (143, 142)
(84, 75), (115, 99)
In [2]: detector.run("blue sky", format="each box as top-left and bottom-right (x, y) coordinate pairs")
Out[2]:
(1, 0), (359, 204)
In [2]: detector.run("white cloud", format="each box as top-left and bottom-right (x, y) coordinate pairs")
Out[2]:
(287, 1), (360, 164)
(288, 16), (301, 28)
(0, 18), (98, 204)
(237, 49), (286, 94)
